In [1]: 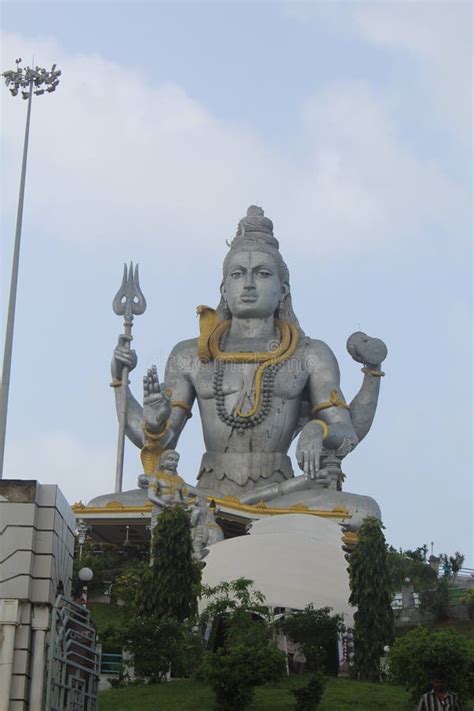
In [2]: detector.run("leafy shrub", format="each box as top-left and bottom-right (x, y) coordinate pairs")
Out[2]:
(291, 673), (326, 711)
(113, 561), (150, 609)
(199, 579), (286, 710)
(201, 642), (285, 710)
(388, 626), (474, 702)
(72, 541), (149, 598)
(120, 616), (202, 682)
(460, 589), (474, 619)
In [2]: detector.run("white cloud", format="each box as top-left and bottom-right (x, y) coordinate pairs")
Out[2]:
(355, 2), (472, 146)
(1, 31), (468, 265)
(293, 81), (467, 255)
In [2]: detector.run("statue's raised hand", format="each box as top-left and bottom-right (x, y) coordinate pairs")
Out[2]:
(143, 365), (172, 433)
(296, 420), (325, 480)
(346, 332), (387, 368)
(111, 334), (137, 380)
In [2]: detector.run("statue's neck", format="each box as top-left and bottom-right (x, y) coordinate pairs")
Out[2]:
(228, 316), (276, 340)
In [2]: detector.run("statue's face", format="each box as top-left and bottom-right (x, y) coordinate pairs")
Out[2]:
(222, 251), (287, 319)
(160, 450), (179, 472)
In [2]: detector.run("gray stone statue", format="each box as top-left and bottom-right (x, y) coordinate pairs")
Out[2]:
(145, 449), (190, 529)
(111, 206), (387, 510)
(189, 496), (224, 561)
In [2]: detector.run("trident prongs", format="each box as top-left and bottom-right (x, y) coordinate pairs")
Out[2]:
(112, 262), (147, 327)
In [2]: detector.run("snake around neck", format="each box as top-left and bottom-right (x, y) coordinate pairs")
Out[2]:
(209, 319), (300, 430)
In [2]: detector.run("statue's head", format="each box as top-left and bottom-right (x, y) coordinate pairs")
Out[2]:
(158, 449), (179, 473)
(218, 206), (300, 327)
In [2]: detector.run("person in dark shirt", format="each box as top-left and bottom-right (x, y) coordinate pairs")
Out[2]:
(417, 670), (464, 710)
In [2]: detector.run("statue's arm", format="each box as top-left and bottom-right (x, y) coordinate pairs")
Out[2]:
(148, 491), (167, 509)
(111, 337), (145, 448)
(306, 339), (359, 450)
(296, 340), (358, 477)
(151, 340), (196, 450)
(346, 332), (387, 442)
(111, 338), (196, 450)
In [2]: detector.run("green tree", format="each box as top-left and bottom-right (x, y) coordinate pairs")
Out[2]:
(388, 626), (474, 703)
(118, 617), (202, 683)
(440, 551), (465, 581)
(386, 545), (438, 593)
(199, 579), (286, 711)
(135, 505), (201, 621)
(348, 517), (394, 681)
(72, 540), (149, 598)
(278, 605), (344, 674)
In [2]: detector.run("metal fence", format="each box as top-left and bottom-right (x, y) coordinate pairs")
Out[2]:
(100, 652), (123, 676)
(45, 596), (100, 711)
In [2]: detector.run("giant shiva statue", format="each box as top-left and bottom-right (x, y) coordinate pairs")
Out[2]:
(110, 206), (387, 511)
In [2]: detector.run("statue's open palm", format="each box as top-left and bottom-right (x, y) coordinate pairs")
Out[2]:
(143, 365), (172, 432)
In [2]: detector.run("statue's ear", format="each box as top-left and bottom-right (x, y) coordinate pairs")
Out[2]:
(280, 281), (290, 301)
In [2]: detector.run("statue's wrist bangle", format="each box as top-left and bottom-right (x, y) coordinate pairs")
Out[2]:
(361, 366), (385, 377)
(110, 378), (130, 388)
(309, 419), (329, 441)
(171, 401), (193, 419)
(143, 421), (170, 441)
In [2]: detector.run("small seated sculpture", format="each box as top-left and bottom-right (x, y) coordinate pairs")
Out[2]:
(146, 449), (190, 529)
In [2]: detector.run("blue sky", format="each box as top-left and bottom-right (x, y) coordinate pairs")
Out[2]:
(1, 1), (472, 564)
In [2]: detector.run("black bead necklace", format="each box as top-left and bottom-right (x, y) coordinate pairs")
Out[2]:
(213, 327), (280, 430)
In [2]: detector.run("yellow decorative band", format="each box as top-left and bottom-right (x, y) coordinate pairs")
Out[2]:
(361, 367), (385, 378)
(310, 419), (329, 441)
(143, 421), (170, 441)
(110, 378), (130, 388)
(311, 389), (349, 415)
(171, 401), (193, 418)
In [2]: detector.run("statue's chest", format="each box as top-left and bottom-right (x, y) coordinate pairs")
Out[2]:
(193, 356), (307, 400)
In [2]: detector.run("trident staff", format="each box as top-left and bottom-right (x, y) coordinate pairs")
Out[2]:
(112, 263), (146, 492)
(0, 59), (61, 478)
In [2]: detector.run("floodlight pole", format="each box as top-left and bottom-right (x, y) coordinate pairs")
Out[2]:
(0, 60), (61, 478)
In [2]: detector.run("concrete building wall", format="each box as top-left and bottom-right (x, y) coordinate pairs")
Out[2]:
(0, 480), (75, 711)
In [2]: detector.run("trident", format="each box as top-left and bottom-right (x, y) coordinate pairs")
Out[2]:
(112, 263), (146, 493)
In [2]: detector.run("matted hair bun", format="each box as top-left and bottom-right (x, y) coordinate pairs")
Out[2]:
(230, 205), (280, 250)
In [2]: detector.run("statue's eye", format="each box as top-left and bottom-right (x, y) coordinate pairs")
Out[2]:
(230, 270), (243, 278)
(258, 270), (272, 278)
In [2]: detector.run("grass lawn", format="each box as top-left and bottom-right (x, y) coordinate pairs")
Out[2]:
(99, 676), (414, 710)
(89, 603), (128, 633)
